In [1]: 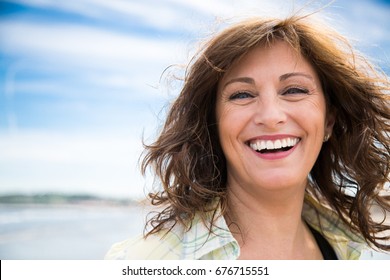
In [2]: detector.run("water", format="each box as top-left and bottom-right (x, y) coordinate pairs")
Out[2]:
(1, 203), (389, 260)
(0, 203), (146, 259)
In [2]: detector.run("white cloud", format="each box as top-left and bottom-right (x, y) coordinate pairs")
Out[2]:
(0, 18), (189, 105)
(329, 0), (390, 43)
(8, 0), (212, 33)
(0, 130), (149, 199)
(0, 20), (187, 66)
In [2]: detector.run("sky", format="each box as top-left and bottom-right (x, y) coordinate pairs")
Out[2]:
(0, 0), (389, 200)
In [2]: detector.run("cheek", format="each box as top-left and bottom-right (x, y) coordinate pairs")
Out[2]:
(217, 105), (249, 136)
(292, 98), (327, 131)
(216, 105), (247, 154)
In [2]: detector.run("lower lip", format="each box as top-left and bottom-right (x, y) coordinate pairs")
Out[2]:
(250, 141), (300, 160)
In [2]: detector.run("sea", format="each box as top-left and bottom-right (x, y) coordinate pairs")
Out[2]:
(1, 203), (389, 260)
(0, 203), (146, 260)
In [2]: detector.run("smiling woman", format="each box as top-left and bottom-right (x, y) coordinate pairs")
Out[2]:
(105, 14), (390, 260)
(216, 42), (336, 259)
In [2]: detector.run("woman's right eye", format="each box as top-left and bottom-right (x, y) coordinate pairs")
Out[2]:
(229, 91), (253, 100)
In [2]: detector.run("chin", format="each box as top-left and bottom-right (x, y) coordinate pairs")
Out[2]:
(255, 174), (306, 192)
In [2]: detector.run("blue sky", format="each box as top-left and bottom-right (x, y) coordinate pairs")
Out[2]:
(0, 0), (389, 199)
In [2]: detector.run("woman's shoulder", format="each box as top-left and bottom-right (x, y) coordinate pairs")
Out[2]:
(104, 229), (184, 260)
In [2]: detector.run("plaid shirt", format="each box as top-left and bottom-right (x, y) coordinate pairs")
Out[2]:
(105, 194), (369, 260)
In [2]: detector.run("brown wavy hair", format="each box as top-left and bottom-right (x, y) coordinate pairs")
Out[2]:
(141, 15), (390, 250)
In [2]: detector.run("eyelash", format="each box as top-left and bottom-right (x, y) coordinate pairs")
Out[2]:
(229, 91), (254, 100)
(282, 87), (309, 95)
(228, 87), (310, 101)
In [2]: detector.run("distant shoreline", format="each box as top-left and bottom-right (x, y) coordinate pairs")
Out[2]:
(0, 193), (139, 207)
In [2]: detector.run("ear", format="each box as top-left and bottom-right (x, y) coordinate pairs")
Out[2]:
(325, 108), (336, 137)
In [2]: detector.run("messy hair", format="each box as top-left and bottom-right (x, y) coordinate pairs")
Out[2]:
(141, 15), (390, 250)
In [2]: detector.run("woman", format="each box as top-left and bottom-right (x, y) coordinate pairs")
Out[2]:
(105, 15), (390, 259)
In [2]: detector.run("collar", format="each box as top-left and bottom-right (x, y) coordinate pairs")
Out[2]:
(303, 193), (368, 259)
(173, 194), (368, 259)
(172, 206), (240, 259)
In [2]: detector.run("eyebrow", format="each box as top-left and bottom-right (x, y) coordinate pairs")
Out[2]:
(222, 72), (314, 90)
(222, 77), (255, 90)
(279, 72), (314, 81)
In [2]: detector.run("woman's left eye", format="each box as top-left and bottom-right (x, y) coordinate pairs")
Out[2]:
(283, 87), (309, 95)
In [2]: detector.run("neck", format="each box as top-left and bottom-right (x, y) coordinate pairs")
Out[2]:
(224, 181), (321, 259)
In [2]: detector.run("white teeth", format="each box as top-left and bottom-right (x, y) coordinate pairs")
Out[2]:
(259, 141), (266, 150)
(274, 139), (282, 149)
(249, 137), (300, 152)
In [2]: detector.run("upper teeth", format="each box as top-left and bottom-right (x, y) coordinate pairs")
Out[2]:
(249, 137), (300, 151)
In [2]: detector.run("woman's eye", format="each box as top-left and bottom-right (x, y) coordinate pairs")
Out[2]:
(283, 87), (309, 95)
(229, 91), (253, 100)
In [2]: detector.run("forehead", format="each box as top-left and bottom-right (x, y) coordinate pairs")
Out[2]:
(219, 41), (319, 84)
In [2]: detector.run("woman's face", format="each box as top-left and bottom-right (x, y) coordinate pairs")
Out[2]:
(216, 41), (334, 194)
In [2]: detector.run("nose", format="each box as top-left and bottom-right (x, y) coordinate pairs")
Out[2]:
(253, 95), (287, 129)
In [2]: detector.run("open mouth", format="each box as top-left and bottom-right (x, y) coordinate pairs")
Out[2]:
(248, 137), (300, 154)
